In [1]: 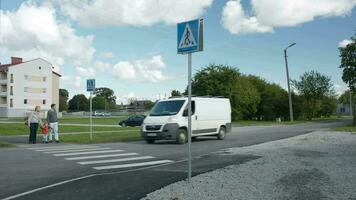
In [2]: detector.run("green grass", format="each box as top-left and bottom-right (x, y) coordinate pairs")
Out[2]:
(0, 123), (139, 136)
(0, 141), (16, 148)
(233, 116), (345, 126)
(331, 125), (356, 134)
(60, 131), (141, 144)
(58, 116), (128, 125)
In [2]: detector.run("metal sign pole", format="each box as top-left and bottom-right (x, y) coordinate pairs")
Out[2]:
(90, 91), (93, 141)
(177, 19), (203, 183)
(188, 52), (192, 182)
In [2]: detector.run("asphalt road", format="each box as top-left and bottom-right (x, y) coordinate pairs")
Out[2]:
(0, 119), (351, 200)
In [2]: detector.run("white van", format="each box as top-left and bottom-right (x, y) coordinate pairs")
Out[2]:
(141, 97), (231, 144)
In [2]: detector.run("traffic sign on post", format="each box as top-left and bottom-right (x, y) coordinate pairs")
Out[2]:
(87, 79), (95, 92)
(177, 19), (204, 183)
(177, 19), (203, 54)
(87, 79), (95, 141)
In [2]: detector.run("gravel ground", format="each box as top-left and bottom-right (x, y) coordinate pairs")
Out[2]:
(142, 131), (356, 200)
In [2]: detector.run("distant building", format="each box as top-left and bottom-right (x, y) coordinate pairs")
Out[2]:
(0, 57), (61, 117)
(336, 103), (352, 116)
(132, 100), (153, 110)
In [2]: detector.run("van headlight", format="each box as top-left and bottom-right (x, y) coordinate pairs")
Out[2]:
(168, 116), (178, 122)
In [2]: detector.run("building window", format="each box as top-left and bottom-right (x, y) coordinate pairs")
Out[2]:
(39, 66), (41, 70)
(24, 75), (28, 80)
(42, 88), (46, 93)
(24, 87), (28, 92)
(10, 99), (13, 107)
(24, 99), (27, 104)
(43, 99), (46, 105)
(10, 86), (13, 95)
(10, 74), (13, 83)
(43, 77), (46, 82)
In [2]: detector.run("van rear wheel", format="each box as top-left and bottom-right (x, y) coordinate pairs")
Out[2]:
(176, 129), (187, 144)
(217, 126), (226, 140)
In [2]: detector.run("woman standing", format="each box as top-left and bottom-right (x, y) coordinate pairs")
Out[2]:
(27, 106), (42, 144)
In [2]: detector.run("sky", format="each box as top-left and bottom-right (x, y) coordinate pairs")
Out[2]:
(0, 0), (355, 103)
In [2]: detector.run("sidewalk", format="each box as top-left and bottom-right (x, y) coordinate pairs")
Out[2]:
(0, 121), (122, 127)
(143, 131), (356, 200)
(0, 130), (137, 144)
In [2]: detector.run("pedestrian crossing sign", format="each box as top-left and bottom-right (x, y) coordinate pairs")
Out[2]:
(177, 19), (203, 54)
(87, 79), (95, 92)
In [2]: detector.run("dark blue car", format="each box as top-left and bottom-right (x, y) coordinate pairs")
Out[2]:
(119, 115), (146, 127)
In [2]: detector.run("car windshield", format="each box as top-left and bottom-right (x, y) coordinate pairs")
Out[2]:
(150, 100), (185, 116)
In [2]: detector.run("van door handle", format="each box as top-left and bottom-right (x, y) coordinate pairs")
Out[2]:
(195, 115), (198, 120)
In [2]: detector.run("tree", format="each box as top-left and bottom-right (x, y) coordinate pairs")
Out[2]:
(190, 64), (260, 120)
(292, 70), (335, 120)
(92, 96), (106, 110)
(171, 90), (182, 97)
(68, 94), (89, 111)
(318, 96), (337, 117)
(59, 89), (69, 112)
(338, 90), (356, 105)
(94, 87), (117, 109)
(144, 101), (155, 110)
(339, 33), (356, 126)
(246, 75), (289, 120)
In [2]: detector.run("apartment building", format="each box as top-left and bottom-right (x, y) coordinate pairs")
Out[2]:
(0, 57), (61, 117)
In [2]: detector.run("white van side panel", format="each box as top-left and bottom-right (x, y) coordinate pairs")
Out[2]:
(194, 98), (231, 135)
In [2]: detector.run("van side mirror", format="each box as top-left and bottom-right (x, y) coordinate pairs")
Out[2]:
(183, 109), (188, 117)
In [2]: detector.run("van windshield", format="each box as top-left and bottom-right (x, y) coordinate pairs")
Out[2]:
(150, 100), (185, 116)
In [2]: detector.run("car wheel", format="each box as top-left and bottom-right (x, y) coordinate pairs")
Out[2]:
(146, 139), (155, 144)
(176, 128), (187, 144)
(192, 136), (197, 141)
(217, 126), (226, 140)
(122, 123), (126, 127)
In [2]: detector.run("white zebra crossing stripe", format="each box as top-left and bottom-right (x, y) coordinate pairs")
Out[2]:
(77, 156), (154, 165)
(44, 148), (111, 154)
(54, 150), (124, 156)
(35, 146), (100, 151)
(28, 146), (172, 171)
(93, 160), (174, 170)
(65, 153), (139, 160)
(28, 145), (93, 150)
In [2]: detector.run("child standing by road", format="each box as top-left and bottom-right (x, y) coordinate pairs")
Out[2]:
(41, 122), (49, 143)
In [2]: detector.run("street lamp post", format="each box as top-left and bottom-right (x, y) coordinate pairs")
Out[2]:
(284, 42), (296, 122)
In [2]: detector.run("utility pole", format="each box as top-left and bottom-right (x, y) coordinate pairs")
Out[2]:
(284, 43), (296, 122)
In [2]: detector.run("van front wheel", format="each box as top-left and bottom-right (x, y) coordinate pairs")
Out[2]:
(217, 126), (226, 140)
(176, 129), (187, 144)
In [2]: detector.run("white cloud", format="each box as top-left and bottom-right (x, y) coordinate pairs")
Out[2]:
(61, 75), (83, 97)
(99, 51), (115, 59)
(222, 0), (356, 35)
(116, 93), (137, 105)
(112, 55), (171, 83)
(58, 0), (213, 27)
(338, 39), (353, 47)
(75, 66), (96, 77)
(221, 0), (272, 34)
(334, 83), (348, 95)
(0, 1), (95, 69)
(94, 61), (111, 72)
